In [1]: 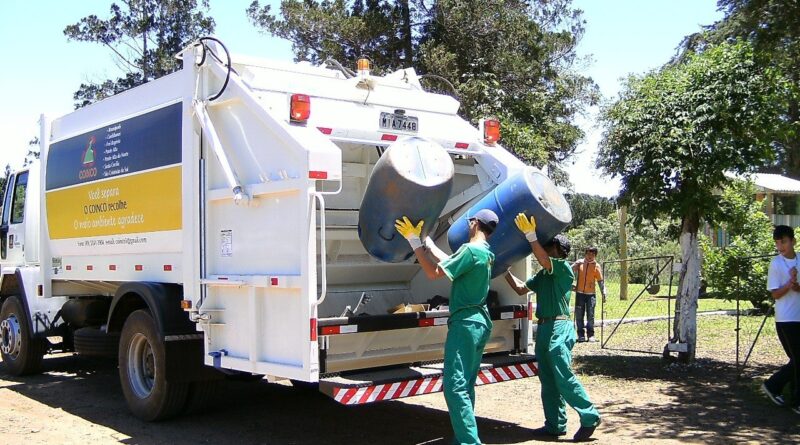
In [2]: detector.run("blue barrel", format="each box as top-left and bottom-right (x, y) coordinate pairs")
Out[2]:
(358, 137), (454, 262)
(447, 167), (572, 277)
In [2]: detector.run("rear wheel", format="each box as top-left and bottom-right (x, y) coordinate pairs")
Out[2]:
(119, 310), (188, 421)
(0, 296), (46, 376)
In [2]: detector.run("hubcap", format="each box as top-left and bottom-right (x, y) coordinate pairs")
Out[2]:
(127, 333), (156, 399)
(0, 315), (22, 359)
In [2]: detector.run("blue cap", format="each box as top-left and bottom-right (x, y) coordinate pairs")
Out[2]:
(469, 209), (499, 234)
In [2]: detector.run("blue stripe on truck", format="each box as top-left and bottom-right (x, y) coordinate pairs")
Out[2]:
(46, 102), (182, 191)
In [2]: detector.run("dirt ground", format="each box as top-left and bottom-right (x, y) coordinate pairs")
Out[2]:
(2, 330), (798, 445)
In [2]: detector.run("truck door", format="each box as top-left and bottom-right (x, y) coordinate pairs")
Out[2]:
(0, 173), (15, 261)
(1, 171), (28, 265)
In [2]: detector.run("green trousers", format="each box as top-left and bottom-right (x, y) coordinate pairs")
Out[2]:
(535, 319), (600, 434)
(443, 320), (491, 445)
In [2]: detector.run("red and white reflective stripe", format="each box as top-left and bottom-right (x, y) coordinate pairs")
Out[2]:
(330, 363), (537, 405)
(476, 363), (537, 385)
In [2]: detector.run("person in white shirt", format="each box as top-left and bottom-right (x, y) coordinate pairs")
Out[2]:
(764, 225), (800, 414)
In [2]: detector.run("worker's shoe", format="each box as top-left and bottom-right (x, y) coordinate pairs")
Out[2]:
(761, 382), (785, 407)
(587, 336), (598, 343)
(530, 426), (566, 438)
(573, 419), (600, 442)
(577, 336), (586, 343)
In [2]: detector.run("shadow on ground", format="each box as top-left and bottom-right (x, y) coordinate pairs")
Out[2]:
(574, 352), (800, 443)
(1, 354), (537, 445)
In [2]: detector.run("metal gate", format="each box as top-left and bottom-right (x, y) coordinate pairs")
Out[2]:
(599, 256), (676, 354)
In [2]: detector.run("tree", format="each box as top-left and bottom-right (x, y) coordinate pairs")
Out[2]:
(24, 137), (40, 167)
(564, 193), (616, 229)
(247, 0), (599, 175)
(678, 0), (800, 178)
(0, 165), (11, 201)
(64, 0), (215, 108)
(597, 40), (786, 362)
(701, 180), (775, 311)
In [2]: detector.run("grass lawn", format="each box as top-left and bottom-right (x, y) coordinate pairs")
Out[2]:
(593, 314), (785, 367)
(580, 281), (754, 320)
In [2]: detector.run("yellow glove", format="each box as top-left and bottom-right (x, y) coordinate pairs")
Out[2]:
(514, 212), (537, 242)
(395, 216), (424, 249)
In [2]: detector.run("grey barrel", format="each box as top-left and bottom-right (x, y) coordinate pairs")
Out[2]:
(358, 137), (454, 262)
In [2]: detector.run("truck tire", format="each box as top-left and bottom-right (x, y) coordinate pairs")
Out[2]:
(118, 310), (188, 421)
(183, 380), (219, 415)
(74, 327), (120, 358)
(0, 296), (46, 376)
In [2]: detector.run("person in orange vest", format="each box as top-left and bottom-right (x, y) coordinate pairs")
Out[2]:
(572, 247), (606, 342)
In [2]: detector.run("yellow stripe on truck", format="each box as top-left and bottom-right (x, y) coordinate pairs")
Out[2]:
(46, 165), (182, 240)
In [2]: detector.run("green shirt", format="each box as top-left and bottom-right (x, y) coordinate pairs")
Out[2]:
(439, 240), (494, 327)
(525, 258), (574, 319)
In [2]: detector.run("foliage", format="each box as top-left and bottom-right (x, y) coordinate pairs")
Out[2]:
(677, 0), (800, 178)
(24, 137), (40, 167)
(564, 193), (616, 229)
(0, 165), (11, 202)
(598, 40), (785, 231)
(64, 0), (215, 108)
(566, 212), (680, 283)
(247, 0), (599, 169)
(701, 180), (775, 310)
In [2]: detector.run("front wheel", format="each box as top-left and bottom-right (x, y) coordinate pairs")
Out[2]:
(118, 310), (188, 421)
(0, 296), (46, 376)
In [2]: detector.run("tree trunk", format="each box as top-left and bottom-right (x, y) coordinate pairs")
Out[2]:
(619, 205), (628, 300)
(672, 215), (701, 362)
(399, 0), (413, 65)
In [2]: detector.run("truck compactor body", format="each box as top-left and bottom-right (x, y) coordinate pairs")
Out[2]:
(0, 39), (565, 420)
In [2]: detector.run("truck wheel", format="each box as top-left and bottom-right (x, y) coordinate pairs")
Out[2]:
(74, 327), (120, 358)
(119, 310), (188, 421)
(183, 380), (219, 414)
(0, 296), (46, 376)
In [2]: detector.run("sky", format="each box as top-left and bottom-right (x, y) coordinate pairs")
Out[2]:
(0, 0), (723, 197)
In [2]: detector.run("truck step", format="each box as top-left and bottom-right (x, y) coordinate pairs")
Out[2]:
(319, 353), (537, 405)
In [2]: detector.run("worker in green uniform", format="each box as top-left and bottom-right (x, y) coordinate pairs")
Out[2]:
(395, 209), (498, 445)
(504, 212), (601, 442)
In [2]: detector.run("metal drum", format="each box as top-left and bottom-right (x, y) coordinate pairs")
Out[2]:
(358, 137), (454, 262)
(447, 167), (572, 277)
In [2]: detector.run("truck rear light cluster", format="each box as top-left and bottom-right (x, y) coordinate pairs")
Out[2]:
(483, 117), (500, 145)
(290, 93), (311, 123)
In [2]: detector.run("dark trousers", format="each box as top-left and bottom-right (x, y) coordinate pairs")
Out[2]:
(766, 322), (800, 405)
(574, 292), (596, 339)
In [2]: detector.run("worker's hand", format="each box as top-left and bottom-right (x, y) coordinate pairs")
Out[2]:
(514, 213), (537, 242)
(792, 268), (798, 284)
(395, 216), (424, 250)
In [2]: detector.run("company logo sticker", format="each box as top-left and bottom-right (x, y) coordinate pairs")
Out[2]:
(79, 136), (98, 180)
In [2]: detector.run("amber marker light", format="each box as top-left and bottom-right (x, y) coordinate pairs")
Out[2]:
(290, 93), (311, 123)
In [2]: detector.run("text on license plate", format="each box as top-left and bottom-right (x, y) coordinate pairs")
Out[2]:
(379, 112), (418, 132)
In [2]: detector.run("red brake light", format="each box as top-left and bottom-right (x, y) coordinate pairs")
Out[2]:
(484, 118), (500, 145)
(290, 94), (311, 123)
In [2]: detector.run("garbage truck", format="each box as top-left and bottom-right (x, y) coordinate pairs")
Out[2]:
(0, 38), (571, 420)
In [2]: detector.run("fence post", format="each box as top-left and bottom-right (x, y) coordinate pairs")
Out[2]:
(619, 205), (629, 301)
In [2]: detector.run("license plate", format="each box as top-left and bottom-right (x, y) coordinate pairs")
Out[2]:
(379, 112), (418, 133)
